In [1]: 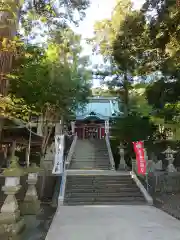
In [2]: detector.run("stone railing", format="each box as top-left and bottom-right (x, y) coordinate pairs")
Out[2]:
(58, 135), (77, 205)
(130, 171), (153, 205)
(105, 135), (115, 170)
(65, 134), (78, 169)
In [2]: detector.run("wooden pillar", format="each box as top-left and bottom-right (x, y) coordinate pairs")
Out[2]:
(83, 127), (85, 139)
(99, 127), (101, 139)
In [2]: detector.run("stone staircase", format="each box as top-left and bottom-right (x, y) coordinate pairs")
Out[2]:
(63, 138), (147, 206)
(64, 174), (146, 205)
(69, 139), (112, 170)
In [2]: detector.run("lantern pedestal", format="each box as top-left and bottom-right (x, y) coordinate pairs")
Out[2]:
(21, 164), (40, 215)
(167, 163), (177, 173)
(0, 157), (25, 236)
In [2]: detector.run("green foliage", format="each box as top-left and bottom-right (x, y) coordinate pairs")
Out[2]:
(92, 0), (150, 115)
(20, 0), (90, 37)
(112, 114), (156, 143)
(0, 94), (38, 121)
(129, 88), (152, 117)
(141, 0), (180, 78)
(92, 88), (118, 97)
(10, 27), (91, 120)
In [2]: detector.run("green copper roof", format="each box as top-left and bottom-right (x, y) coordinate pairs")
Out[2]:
(76, 96), (123, 120)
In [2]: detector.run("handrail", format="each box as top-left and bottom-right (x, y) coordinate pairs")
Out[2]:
(58, 134), (77, 205)
(130, 171), (153, 205)
(65, 134), (77, 169)
(58, 170), (67, 205)
(105, 135), (115, 170)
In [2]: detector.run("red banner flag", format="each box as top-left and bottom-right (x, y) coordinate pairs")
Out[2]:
(133, 141), (146, 175)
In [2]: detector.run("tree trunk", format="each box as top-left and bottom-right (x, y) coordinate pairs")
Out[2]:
(0, 1), (21, 138)
(0, 0), (20, 95)
(123, 72), (129, 117)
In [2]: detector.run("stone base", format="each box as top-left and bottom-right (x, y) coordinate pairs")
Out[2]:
(0, 217), (25, 236)
(118, 164), (127, 171)
(0, 210), (20, 224)
(20, 200), (41, 215)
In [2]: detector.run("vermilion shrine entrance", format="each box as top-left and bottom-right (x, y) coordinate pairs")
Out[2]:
(73, 96), (121, 139)
(75, 118), (106, 139)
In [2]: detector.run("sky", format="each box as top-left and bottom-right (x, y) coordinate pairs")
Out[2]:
(72, 0), (145, 87)
(75, 0), (145, 39)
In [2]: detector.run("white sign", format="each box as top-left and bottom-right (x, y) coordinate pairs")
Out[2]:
(105, 120), (109, 134)
(52, 135), (64, 175)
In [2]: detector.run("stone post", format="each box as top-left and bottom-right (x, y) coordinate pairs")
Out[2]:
(21, 164), (41, 215)
(162, 146), (177, 173)
(0, 156), (25, 236)
(131, 158), (137, 173)
(118, 143), (127, 171)
(71, 121), (75, 135)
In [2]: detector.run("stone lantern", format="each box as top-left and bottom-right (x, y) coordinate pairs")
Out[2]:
(0, 156), (25, 235)
(162, 146), (177, 173)
(21, 163), (41, 215)
(118, 142), (127, 171)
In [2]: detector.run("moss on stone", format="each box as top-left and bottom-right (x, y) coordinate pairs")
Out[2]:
(26, 163), (42, 174)
(3, 156), (26, 177)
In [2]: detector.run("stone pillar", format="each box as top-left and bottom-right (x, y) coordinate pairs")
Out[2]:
(0, 156), (25, 236)
(118, 143), (127, 171)
(131, 158), (137, 173)
(21, 164), (40, 215)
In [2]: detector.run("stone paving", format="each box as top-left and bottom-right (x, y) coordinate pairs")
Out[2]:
(46, 205), (180, 240)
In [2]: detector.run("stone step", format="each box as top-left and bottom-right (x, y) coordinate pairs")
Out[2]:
(65, 186), (139, 192)
(69, 166), (111, 170)
(64, 201), (146, 206)
(66, 180), (136, 187)
(66, 175), (131, 179)
(71, 157), (109, 160)
(64, 196), (145, 203)
(71, 160), (110, 163)
(65, 192), (143, 197)
(72, 158), (109, 159)
(66, 179), (134, 184)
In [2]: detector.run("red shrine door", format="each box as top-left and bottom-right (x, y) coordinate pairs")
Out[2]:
(75, 124), (106, 139)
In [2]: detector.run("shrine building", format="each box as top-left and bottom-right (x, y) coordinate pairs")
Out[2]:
(73, 96), (123, 139)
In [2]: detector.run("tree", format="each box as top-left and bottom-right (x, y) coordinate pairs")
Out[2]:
(0, 1), (21, 95)
(92, 0), (149, 115)
(129, 85), (152, 117)
(141, 0), (180, 78)
(112, 114), (156, 144)
(10, 28), (91, 155)
(0, 0), (90, 140)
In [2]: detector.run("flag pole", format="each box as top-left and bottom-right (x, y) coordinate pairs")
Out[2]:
(144, 147), (149, 193)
